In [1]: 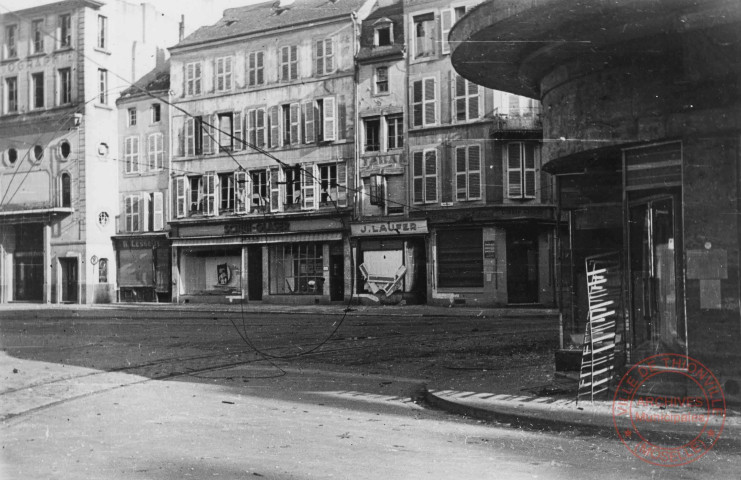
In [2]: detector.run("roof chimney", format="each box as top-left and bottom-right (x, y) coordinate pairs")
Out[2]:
(179, 15), (185, 42)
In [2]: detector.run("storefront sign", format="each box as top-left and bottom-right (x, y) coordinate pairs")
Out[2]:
(0, 52), (73, 74)
(351, 220), (428, 236)
(224, 220), (290, 235)
(484, 240), (496, 258)
(119, 238), (166, 249)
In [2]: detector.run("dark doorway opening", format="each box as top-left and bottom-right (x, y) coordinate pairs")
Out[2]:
(507, 227), (539, 304)
(14, 253), (43, 302)
(59, 257), (78, 303)
(330, 254), (344, 301)
(247, 245), (263, 301)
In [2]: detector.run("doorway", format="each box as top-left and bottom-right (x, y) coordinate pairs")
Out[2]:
(628, 194), (685, 359)
(507, 227), (539, 304)
(13, 253), (43, 302)
(247, 245), (263, 301)
(59, 257), (78, 303)
(330, 254), (344, 301)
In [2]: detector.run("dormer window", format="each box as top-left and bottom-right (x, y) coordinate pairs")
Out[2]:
(373, 19), (393, 46)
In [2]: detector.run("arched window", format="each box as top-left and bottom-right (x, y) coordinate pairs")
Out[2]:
(61, 172), (71, 207)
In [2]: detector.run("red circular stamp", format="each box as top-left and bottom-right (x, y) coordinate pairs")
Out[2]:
(612, 353), (726, 467)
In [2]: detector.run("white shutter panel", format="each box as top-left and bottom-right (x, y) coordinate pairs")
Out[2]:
(424, 78), (436, 126)
(269, 106), (280, 147)
(424, 149), (437, 203)
(248, 52), (256, 86)
(325, 38), (334, 72)
(524, 143), (536, 199)
(315, 40), (324, 75)
(256, 108), (266, 147)
(140, 192), (150, 232)
(176, 176), (187, 218)
(507, 143), (523, 198)
(234, 110), (243, 151)
(440, 9), (452, 55)
(153, 191), (164, 230)
(303, 100), (315, 143)
(185, 117), (194, 156)
(468, 145), (482, 200)
(225, 56), (232, 90)
(269, 167), (282, 212)
(336, 161), (347, 207)
(194, 62), (202, 94)
(246, 109), (255, 146)
(455, 146), (467, 201)
(290, 103), (300, 144)
(204, 171), (217, 216)
(413, 151), (424, 203)
(301, 163), (315, 210)
(323, 97), (336, 141)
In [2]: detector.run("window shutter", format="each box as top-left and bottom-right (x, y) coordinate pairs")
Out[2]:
(176, 176), (187, 218)
(468, 145), (482, 200)
(316, 40), (324, 75)
(225, 57), (232, 90)
(336, 161), (347, 207)
(322, 97), (336, 141)
(269, 167), (282, 212)
(124, 137), (132, 173)
(440, 9), (452, 55)
(455, 147), (467, 201)
(256, 108), (266, 147)
(424, 78), (436, 125)
(246, 109), (256, 146)
(302, 163), (316, 210)
(147, 134), (155, 170)
(412, 80), (423, 127)
(185, 63), (193, 95)
(133, 137), (140, 173)
(524, 143), (536, 198)
(507, 143), (522, 198)
(194, 62), (202, 95)
(454, 74), (466, 122)
(157, 133), (164, 169)
(290, 103), (300, 144)
(325, 38), (334, 72)
(185, 117), (194, 156)
(269, 106), (280, 147)
(248, 52), (256, 86)
(303, 100), (315, 143)
(153, 191), (164, 230)
(468, 81), (480, 119)
(124, 196), (132, 231)
(201, 117), (211, 155)
(140, 192), (150, 232)
(257, 51), (264, 84)
(508, 94), (520, 116)
(280, 46), (288, 81)
(424, 149), (437, 203)
(216, 57), (224, 91)
(412, 151), (424, 203)
(290, 45), (298, 80)
(234, 110), (243, 150)
(204, 171), (217, 216)
(234, 170), (250, 214)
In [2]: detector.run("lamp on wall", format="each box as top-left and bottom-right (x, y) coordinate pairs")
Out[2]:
(72, 113), (82, 127)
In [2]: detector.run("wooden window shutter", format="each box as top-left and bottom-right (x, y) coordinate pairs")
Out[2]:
(256, 108), (266, 147)
(204, 171), (217, 216)
(290, 45), (298, 80)
(325, 38), (334, 72)
(322, 97), (336, 141)
(440, 9), (452, 55)
(246, 109), (256, 146)
(290, 103), (300, 144)
(424, 149), (437, 203)
(468, 81), (480, 119)
(153, 191), (164, 230)
(248, 52), (256, 86)
(175, 176), (187, 218)
(302, 163), (316, 210)
(336, 161), (347, 207)
(412, 151), (424, 203)
(424, 78), (436, 125)
(455, 146), (467, 201)
(140, 192), (150, 232)
(507, 143), (522, 198)
(468, 145), (482, 200)
(412, 80), (423, 127)
(234, 110), (243, 150)
(303, 100), (315, 143)
(185, 117), (194, 156)
(524, 143), (536, 198)
(316, 40), (324, 75)
(269, 106), (280, 147)
(269, 167), (282, 212)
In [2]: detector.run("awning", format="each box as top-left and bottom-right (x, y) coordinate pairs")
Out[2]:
(172, 231), (343, 248)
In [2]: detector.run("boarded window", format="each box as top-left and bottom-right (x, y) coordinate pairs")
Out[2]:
(437, 229), (483, 287)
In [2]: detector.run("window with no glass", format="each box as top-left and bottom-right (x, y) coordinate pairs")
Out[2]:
(58, 68), (71, 105)
(31, 73), (45, 109)
(5, 25), (17, 58)
(413, 13), (435, 58)
(151, 103), (161, 123)
(97, 15), (107, 50)
(375, 66), (388, 94)
(5, 76), (17, 113)
(364, 117), (380, 152)
(58, 14), (71, 48)
(31, 19), (44, 54)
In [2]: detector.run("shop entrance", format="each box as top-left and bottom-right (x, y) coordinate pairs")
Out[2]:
(506, 227), (539, 304)
(628, 193), (685, 359)
(14, 252), (43, 302)
(59, 257), (78, 303)
(247, 245), (263, 300)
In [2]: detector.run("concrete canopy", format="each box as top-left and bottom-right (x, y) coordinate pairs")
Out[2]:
(449, 0), (741, 99)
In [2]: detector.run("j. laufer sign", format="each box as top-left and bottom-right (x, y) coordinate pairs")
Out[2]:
(350, 220), (428, 236)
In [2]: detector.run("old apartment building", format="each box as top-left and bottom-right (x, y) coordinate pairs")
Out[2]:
(168, 0), (375, 304)
(400, 0), (554, 307)
(114, 61), (172, 302)
(0, 0), (177, 304)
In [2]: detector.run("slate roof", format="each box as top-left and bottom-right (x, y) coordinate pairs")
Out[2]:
(356, 0), (404, 61)
(172, 0), (371, 49)
(118, 60), (171, 102)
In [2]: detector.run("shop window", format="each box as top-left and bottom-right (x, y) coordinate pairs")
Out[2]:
(437, 229), (483, 288)
(147, 133), (164, 170)
(128, 108), (137, 126)
(215, 56), (233, 92)
(219, 173), (234, 212)
(364, 117), (380, 152)
(375, 66), (389, 94)
(58, 68), (71, 105)
(185, 62), (202, 96)
(270, 243), (324, 295)
(151, 103), (161, 123)
(32, 72), (45, 109)
(4, 24), (17, 59)
(124, 136), (140, 173)
(5, 76), (17, 113)
(453, 74), (480, 122)
(315, 38), (335, 76)
(455, 145), (482, 201)
(411, 78), (436, 127)
(247, 51), (264, 87)
(60, 172), (71, 207)
(279, 45), (298, 82)
(98, 258), (108, 283)
(506, 142), (536, 199)
(246, 108), (267, 147)
(412, 149), (437, 204)
(413, 13), (435, 58)
(58, 14), (71, 49)
(386, 114), (403, 150)
(31, 19), (44, 54)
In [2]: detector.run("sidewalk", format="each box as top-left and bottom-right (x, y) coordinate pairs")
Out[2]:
(0, 301), (559, 319)
(423, 386), (741, 447)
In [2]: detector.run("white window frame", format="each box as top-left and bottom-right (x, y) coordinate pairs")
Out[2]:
(411, 77), (437, 127)
(153, 191), (164, 231)
(175, 176), (187, 218)
(455, 144), (482, 201)
(148, 133), (164, 170)
(412, 148), (438, 204)
(452, 73), (481, 123)
(128, 107), (137, 126)
(374, 66), (389, 95)
(98, 69), (107, 104)
(215, 56), (233, 92)
(185, 62), (202, 96)
(124, 136), (140, 174)
(315, 38), (335, 76)
(247, 51), (264, 87)
(124, 194), (140, 232)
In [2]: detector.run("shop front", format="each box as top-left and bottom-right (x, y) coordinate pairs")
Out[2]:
(171, 216), (349, 304)
(114, 235), (171, 302)
(351, 219), (427, 305)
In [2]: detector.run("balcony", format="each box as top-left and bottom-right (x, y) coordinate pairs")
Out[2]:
(492, 109), (542, 131)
